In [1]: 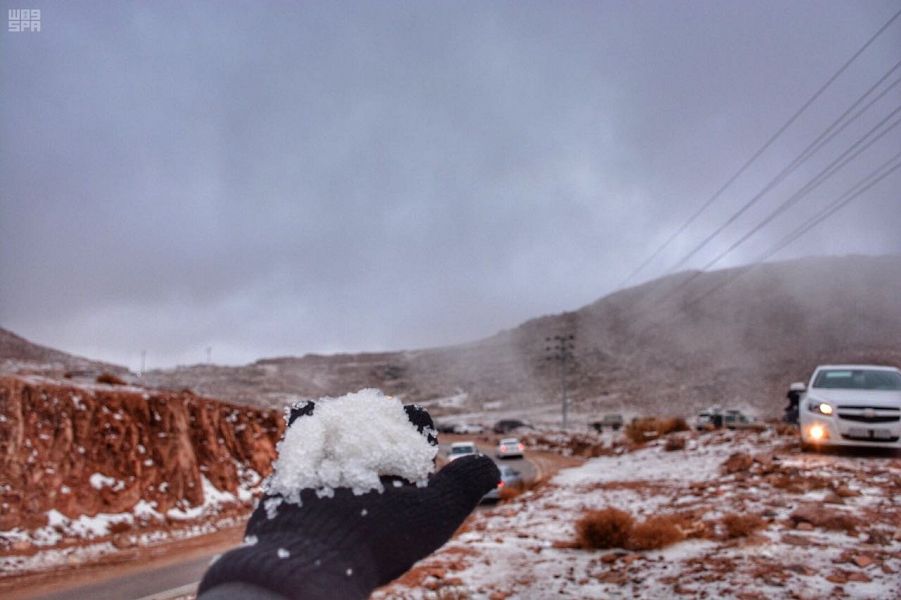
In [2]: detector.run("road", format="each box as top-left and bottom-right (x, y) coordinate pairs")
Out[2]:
(38, 556), (211, 600)
(16, 441), (541, 600)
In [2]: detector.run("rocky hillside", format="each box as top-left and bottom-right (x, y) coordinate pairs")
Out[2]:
(143, 255), (901, 420)
(0, 328), (129, 379)
(0, 375), (283, 539)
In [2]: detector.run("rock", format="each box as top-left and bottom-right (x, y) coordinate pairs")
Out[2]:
(789, 503), (859, 532)
(781, 534), (811, 546)
(796, 522), (814, 531)
(0, 376), (283, 532)
(722, 453), (754, 474)
(846, 572), (870, 583)
(852, 555), (873, 568)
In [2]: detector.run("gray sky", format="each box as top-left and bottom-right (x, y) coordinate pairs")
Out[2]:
(2, 1), (900, 369)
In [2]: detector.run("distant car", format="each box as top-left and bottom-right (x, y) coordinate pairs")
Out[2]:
(694, 410), (718, 430)
(591, 414), (624, 432)
(435, 421), (459, 434)
(493, 419), (528, 434)
(798, 364), (901, 451)
(453, 423), (485, 434)
(723, 409), (754, 429)
(448, 441), (478, 461)
(496, 437), (525, 459)
(481, 465), (524, 502)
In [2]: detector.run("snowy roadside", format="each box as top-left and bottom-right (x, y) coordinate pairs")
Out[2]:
(376, 428), (901, 599)
(0, 472), (261, 577)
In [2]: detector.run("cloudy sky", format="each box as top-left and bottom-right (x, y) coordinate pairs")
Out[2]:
(2, 1), (900, 369)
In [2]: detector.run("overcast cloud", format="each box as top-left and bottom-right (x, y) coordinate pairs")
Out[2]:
(1, 0), (900, 369)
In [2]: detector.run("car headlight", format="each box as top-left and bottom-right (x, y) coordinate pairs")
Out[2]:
(808, 401), (833, 416)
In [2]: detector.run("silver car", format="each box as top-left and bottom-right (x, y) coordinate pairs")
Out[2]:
(798, 364), (901, 450)
(481, 465), (524, 502)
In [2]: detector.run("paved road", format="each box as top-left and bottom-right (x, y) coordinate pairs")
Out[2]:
(36, 554), (212, 600)
(27, 445), (540, 600)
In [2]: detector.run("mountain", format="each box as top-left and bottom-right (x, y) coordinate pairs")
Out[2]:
(142, 255), (901, 422)
(0, 328), (130, 378)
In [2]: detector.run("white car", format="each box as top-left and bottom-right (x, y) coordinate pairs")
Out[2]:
(798, 364), (901, 450)
(447, 441), (478, 462)
(496, 437), (524, 459)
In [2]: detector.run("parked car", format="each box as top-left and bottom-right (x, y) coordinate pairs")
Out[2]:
(493, 419), (529, 434)
(453, 423), (485, 434)
(591, 413), (624, 432)
(694, 408), (720, 430)
(481, 465), (524, 502)
(447, 441), (478, 462)
(798, 364), (901, 451)
(723, 409), (754, 429)
(496, 437), (525, 459)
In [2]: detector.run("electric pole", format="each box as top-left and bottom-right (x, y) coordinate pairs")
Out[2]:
(206, 346), (212, 364)
(140, 350), (146, 377)
(546, 334), (575, 430)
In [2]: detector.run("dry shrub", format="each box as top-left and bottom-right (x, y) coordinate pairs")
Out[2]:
(627, 515), (686, 550)
(96, 372), (126, 385)
(626, 417), (689, 444)
(575, 507), (634, 549)
(498, 484), (523, 503)
(721, 452), (753, 474)
(664, 436), (686, 452)
(721, 513), (765, 538)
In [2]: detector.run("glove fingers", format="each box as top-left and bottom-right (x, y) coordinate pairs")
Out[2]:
(429, 454), (500, 510)
(287, 400), (315, 426)
(403, 404), (438, 446)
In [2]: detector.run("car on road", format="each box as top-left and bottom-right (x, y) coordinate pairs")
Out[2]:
(481, 464), (524, 502)
(448, 441), (478, 461)
(496, 437), (525, 459)
(798, 364), (901, 450)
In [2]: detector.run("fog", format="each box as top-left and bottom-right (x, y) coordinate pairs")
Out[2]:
(1, 0), (899, 369)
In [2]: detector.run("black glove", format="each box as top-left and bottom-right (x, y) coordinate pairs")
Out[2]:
(198, 403), (499, 600)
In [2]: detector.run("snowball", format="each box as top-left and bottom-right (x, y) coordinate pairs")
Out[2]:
(243, 535), (258, 546)
(277, 548), (290, 559)
(266, 389), (437, 500)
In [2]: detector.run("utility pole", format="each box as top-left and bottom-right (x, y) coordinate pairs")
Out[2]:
(140, 350), (146, 377)
(206, 346), (212, 364)
(546, 334), (575, 430)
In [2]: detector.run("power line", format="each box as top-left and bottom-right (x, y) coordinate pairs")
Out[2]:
(672, 150), (901, 311)
(616, 6), (901, 288)
(646, 103), (901, 306)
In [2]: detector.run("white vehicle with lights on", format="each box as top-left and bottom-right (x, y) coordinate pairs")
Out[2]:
(797, 365), (901, 451)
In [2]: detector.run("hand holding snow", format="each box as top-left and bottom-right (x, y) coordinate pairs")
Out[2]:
(266, 389), (438, 500)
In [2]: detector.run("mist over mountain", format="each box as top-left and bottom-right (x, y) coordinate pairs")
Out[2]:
(3, 255), (898, 421)
(123, 254), (901, 421)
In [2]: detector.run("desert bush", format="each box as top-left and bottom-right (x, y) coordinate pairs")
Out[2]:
(575, 507), (634, 549)
(627, 515), (686, 550)
(96, 372), (127, 385)
(498, 484), (523, 502)
(721, 513), (765, 538)
(664, 436), (686, 451)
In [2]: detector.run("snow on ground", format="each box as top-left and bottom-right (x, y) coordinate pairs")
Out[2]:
(0, 473), (264, 577)
(376, 428), (901, 599)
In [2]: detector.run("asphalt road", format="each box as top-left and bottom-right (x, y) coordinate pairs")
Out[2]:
(36, 555), (212, 600)
(26, 444), (539, 600)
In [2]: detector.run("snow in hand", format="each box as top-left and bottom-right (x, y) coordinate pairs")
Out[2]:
(266, 389), (437, 502)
